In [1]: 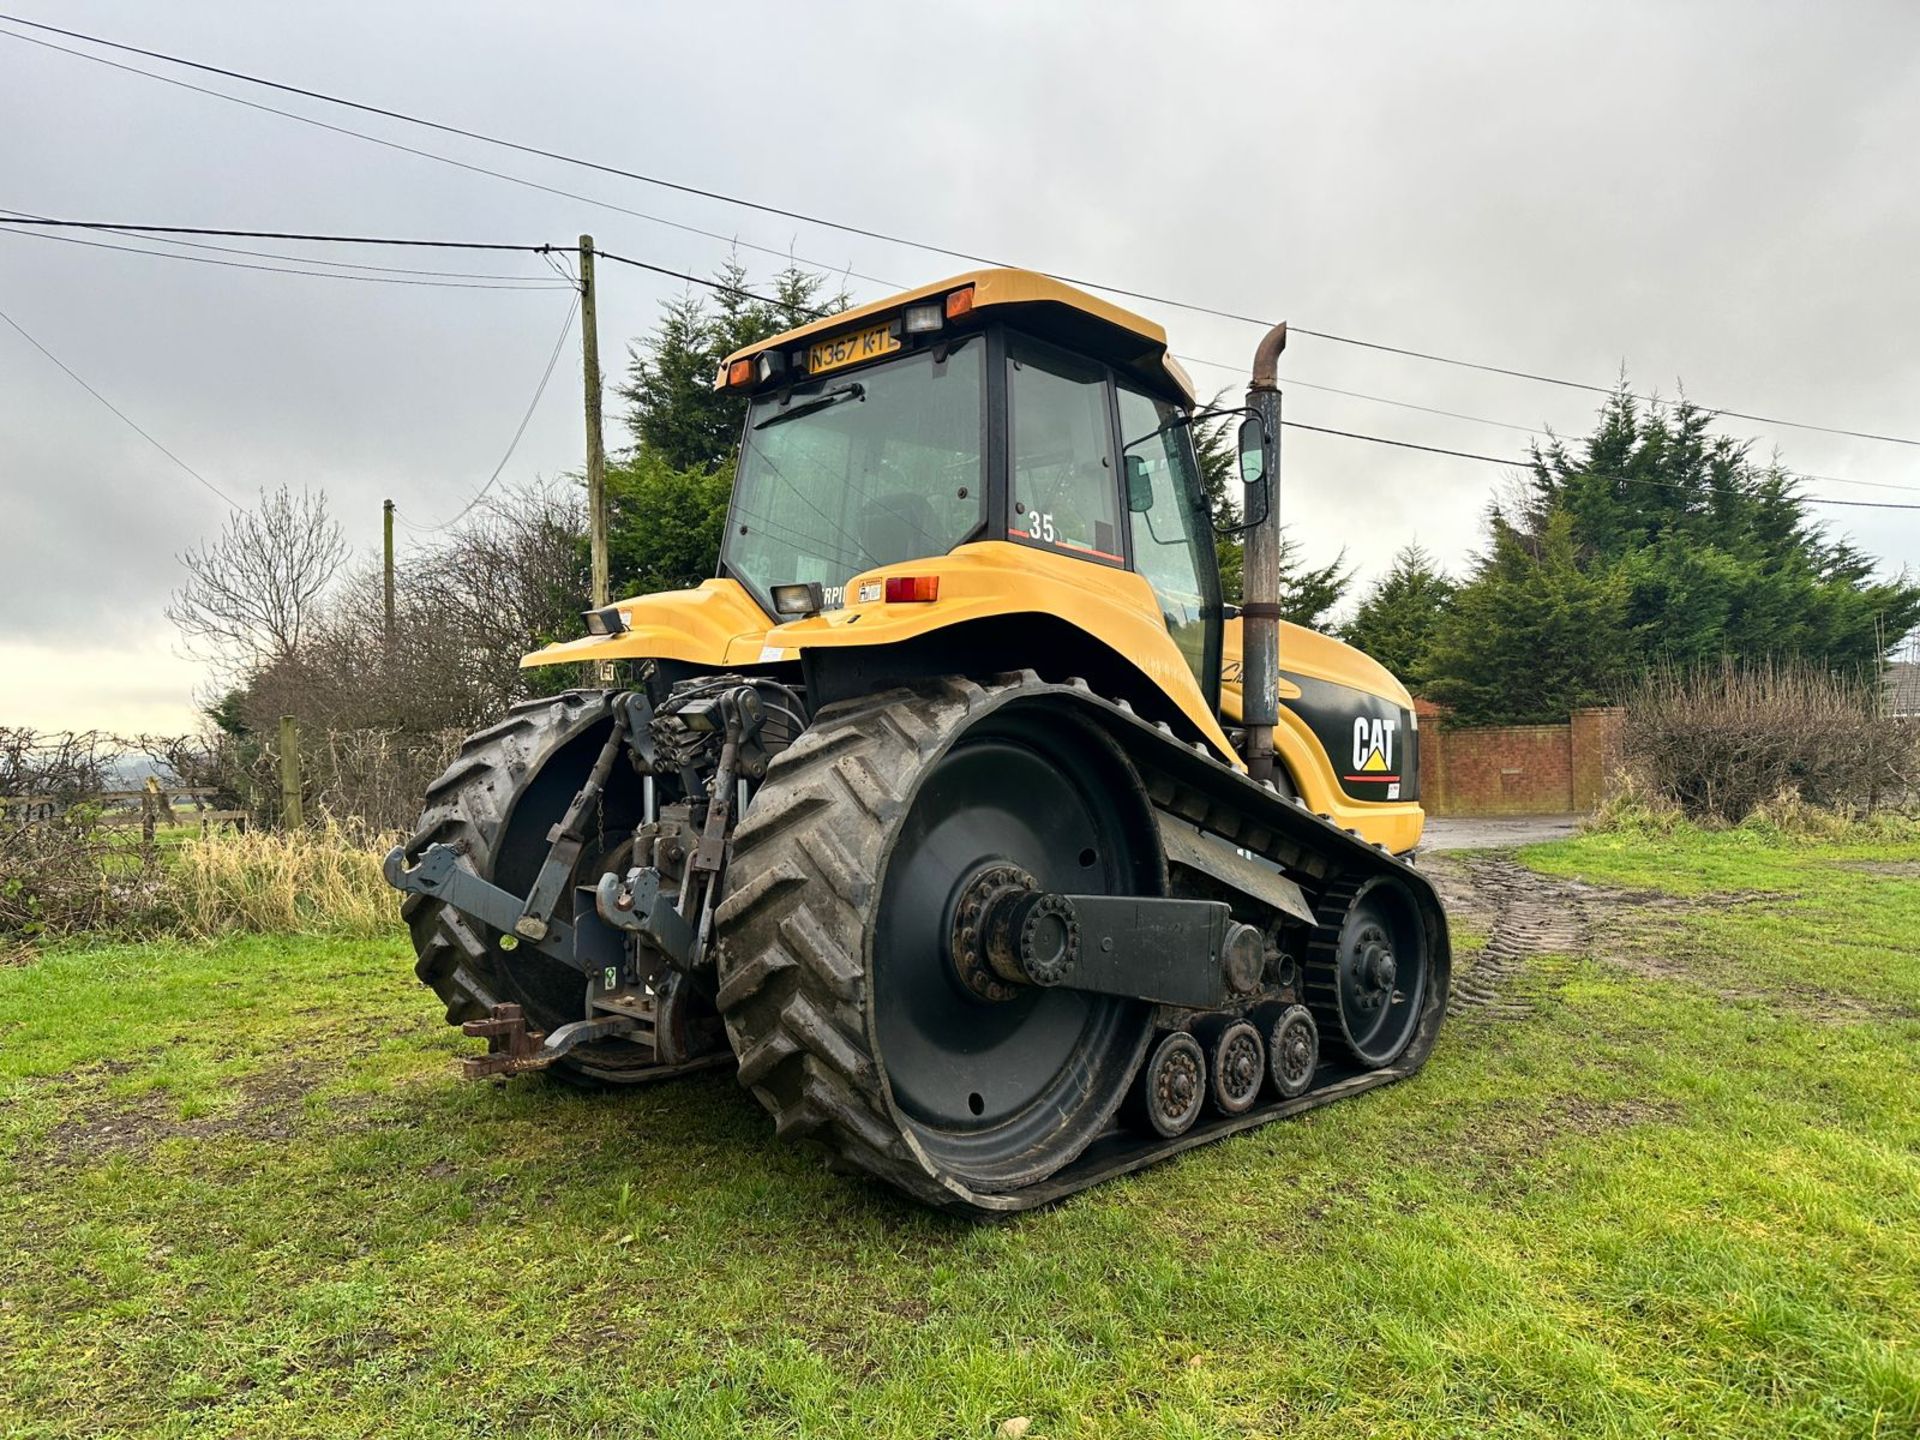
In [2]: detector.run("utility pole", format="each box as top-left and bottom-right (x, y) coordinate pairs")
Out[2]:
(382, 498), (396, 642)
(580, 234), (608, 612)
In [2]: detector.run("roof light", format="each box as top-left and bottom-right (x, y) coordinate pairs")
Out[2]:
(884, 575), (940, 604)
(726, 357), (754, 389)
(770, 581), (826, 618)
(757, 351), (788, 383)
(945, 286), (975, 320)
(581, 605), (628, 636)
(902, 302), (943, 334)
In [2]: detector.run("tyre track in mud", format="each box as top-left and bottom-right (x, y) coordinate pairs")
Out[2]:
(1419, 850), (1897, 1026)
(1421, 853), (1589, 1020)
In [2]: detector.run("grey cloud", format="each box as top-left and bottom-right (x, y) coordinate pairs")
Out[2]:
(3, 0), (1916, 729)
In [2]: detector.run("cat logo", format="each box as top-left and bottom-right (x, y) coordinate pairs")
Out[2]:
(1349, 716), (1399, 780)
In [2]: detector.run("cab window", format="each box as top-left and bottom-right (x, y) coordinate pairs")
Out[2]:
(1007, 338), (1122, 564)
(1117, 384), (1217, 689)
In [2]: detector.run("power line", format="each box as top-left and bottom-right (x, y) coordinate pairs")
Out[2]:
(17, 206), (1914, 501)
(1183, 350), (1555, 435)
(0, 301), (237, 507)
(0, 15), (952, 277)
(396, 292), (579, 532)
(0, 25), (902, 296)
(596, 254), (1920, 510)
(5, 11), (1914, 450)
(2, 216), (834, 314)
(0, 215), (557, 253)
(0, 213), (567, 281)
(1281, 421), (1920, 511)
(0, 222), (571, 289)
(596, 248), (830, 317)
(1180, 349), (1920, 497)
(8, 206), (1914, 515)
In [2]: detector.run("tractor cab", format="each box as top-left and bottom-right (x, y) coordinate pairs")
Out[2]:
(716, 271), (1223, 701)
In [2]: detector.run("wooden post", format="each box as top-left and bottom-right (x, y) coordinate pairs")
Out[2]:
(580, 234), (612, 685)
(580, 234), (608, 613)
(382, 498), (396, 641)
(140, 781), (157, 860)
(277, 714), (303, 830)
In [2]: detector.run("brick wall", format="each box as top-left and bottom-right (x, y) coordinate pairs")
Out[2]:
(1569, 706), (1626, 811)
(1416, 702), (1624, 817)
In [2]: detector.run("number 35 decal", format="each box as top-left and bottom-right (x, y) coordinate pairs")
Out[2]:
(1026, 511), (1057, 544)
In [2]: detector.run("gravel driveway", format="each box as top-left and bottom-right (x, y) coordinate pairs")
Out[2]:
(1420, 815), (1580, 851)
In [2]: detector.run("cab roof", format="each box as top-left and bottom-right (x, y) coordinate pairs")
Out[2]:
(720, 267), (1198, 405)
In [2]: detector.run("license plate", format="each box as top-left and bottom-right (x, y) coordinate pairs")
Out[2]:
(807, 321), (899, 375)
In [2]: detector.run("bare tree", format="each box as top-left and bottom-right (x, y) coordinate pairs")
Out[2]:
(0, 728), (113, 804)
(167, 486), (347, 673)
(217, 478), (589, 738)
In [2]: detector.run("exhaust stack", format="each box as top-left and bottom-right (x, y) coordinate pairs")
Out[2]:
(1240, 321), (1288, 785)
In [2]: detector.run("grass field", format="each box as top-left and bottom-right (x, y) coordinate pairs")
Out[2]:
(2, 827), (1917, 1437)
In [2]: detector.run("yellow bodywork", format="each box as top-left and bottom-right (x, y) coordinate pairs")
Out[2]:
(525, 545), (1425, 853)
(720, 268), (1198, 405)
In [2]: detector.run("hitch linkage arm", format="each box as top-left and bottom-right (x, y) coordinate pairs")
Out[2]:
(513, 700), (632, 943)
(383, 843), (609, 976)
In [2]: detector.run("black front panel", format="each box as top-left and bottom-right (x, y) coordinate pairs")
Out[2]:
(1282, 671), (1419, 804)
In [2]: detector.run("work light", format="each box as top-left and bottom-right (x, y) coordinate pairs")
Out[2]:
(770, 582), (826, 618)
(901, 302), (944, 335)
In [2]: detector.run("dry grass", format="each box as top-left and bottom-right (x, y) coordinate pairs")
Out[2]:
(1588, 767), (1920, 845)
(167, 819), (402, 939)
(1, 817), (401, 948)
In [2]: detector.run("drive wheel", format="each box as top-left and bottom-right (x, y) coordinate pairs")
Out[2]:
(1305, 876), (1435, 1068)
(714, 674), (1159, 1213)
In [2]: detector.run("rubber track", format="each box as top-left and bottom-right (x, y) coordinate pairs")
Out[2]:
(1303, 878), (1367, 1062)
(713, 676), (981, 1210)
(714, 671), (1452, 1214)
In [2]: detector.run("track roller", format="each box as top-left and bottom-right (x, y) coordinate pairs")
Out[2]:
(1197, 1016), (1266, 1115)
(1129, 1030), (1206, 1137)
(1263, 1003), (1319, 1099)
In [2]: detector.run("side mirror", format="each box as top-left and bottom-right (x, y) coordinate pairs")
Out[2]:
(1125, 454), (1154, 513)
(1237, 417), (1268, 486)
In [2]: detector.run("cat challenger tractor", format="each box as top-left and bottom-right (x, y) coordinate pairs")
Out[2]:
(385, 269), (1449, 1214)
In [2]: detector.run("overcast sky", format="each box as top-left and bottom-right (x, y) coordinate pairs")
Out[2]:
(3, 1), (1917, 733)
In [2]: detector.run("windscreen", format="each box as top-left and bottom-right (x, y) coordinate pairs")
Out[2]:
(724, 341), (984, 613)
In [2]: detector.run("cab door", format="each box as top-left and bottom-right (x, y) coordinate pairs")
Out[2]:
(1115, 383), (1223, 702)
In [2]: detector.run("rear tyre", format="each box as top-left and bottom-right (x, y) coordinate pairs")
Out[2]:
(401, 689), (671, 1084)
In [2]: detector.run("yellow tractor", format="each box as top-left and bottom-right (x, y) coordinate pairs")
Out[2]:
(386, 269), (1449, 1213)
